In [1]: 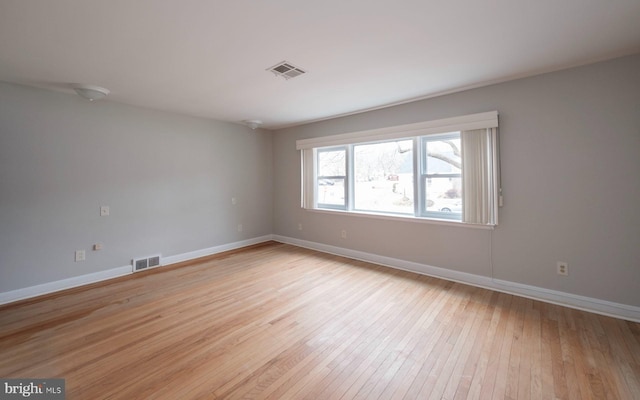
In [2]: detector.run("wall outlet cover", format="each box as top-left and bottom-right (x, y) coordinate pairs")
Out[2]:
(557, 261), (569, 276)
(75, 250), (86, 262)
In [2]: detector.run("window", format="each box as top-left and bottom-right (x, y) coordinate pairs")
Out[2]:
(316, 147), (347, 209)
(298, 112), (500, 226)
(422, 133), (462, 220)
(354, 139), (413, 215)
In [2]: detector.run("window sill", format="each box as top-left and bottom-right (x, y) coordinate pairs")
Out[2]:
(303, 208), (495, 230)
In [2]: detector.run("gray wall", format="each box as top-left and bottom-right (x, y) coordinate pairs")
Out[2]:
(0, 82), (273, 292)
(2, 55), (639, 308)
(273, 54), (640, 307)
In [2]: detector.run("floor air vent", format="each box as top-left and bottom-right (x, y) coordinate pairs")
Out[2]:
(133, 254), (162, 272)
(267, 61), (307, 80)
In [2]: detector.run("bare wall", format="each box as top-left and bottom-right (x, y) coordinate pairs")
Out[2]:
(0, 82), (273, 292)
(272, 54), (640, 307)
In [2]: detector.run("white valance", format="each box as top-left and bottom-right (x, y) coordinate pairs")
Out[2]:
(296, 111), (498, 150)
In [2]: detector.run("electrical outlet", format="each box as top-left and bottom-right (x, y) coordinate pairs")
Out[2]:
(557, 261), (569, 276)
(100, 206), (110, 216)
(341, 230), (347, 239)
(237, 224), (243, 232)
(298, 223), (303, 231)
(232, 197), (237, 205)
(75, 250), (86, 262)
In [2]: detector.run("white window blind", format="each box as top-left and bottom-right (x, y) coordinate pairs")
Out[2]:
(301, 148), (314, 209)
(461, 128), (499, 225)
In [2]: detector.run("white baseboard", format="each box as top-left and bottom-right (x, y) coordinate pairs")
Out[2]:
(0, 265), (132, 305)
(0, 235), (274, 306)
(161, 235), (274, 265)
(272, 235), (640, 323)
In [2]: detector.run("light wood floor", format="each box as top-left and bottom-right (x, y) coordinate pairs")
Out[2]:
(1, 242), (639, 399)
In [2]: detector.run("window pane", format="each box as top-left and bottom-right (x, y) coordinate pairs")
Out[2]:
(425, 177), (462, 214)
(354, 140), (413, 214)
(317, 148), (346, 208)
(425, 135), (461, 174)
(317, 178), (345, 206)
(423, 134), (461, 219)
(318, 149), (346, 176)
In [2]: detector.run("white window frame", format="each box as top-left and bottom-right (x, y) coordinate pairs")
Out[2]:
(316, 146), (348, 210)
(420, 132), (462, 221)
(350, 138), (416, 216)
(298, 111), (500, 226)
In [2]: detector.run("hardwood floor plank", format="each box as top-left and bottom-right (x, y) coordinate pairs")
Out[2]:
(323, 280), (431, 400)
(504, 295), (527, 400)
(1, 242), (639, 399)
(475, 292), (511, 400)
(465, 291), (504, 399)
(384, 286), (453, 400)
(451, 293), (500, 400)
(488, 294), (519, 400)
(431, 289), (495, 400)
(322, 279), (432, 400)
(543, 308), (568, 399)
(343, 280), (444, 400)
(396, 284), (470, 399)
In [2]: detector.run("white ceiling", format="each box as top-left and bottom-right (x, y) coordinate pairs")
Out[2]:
(1, 0), (639, 130)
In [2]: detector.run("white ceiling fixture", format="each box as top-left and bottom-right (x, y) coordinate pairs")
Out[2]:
(72, 84), (110, 101)
(243, 120), (263, 130)
(267, 61), (307, 80)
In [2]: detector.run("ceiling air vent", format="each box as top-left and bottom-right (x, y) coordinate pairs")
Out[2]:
(267, 61), (307, 80)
